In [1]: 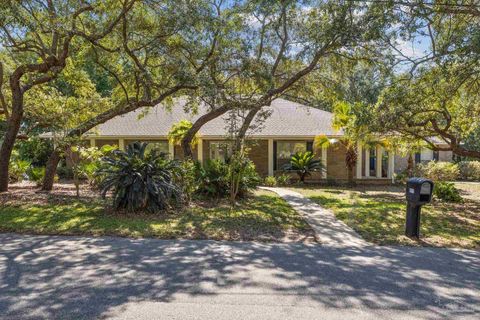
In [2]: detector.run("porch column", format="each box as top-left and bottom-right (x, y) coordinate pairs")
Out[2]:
(90, 138), (96, 148)
(118, 138), (125, 151)
(197, 139), (203, 164)
(356, 144), (362, 179)
(268, 139), (274, 176)
(364, 147), (370, 177)
(388, 151), (395, 181)
(168, 141), (175, 160)
(376, 145), (383, 178)
(321, 145), (328, 179)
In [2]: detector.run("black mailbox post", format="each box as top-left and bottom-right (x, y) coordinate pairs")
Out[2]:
(405, 178), (434, 238)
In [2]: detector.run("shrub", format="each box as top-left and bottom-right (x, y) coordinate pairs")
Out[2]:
(97, 142), (182, 213)
(457, 161), (480, 181)
(174, 159), (199, 203)
(16, 137), (54, 167)
(283, 151), (322, 183)
(264, 176), (277, 187)
(433, 182), (463, 203)
(414, 161), (459, 181)
(228, 153), (260, 200)
(57, 165), (74, 179)
(196, 157), (260, 200)
(70, 144), (116, 196)
(27, 167), (46, 185)
(8, 151), (31, 182)
(393, 171), (408, 184)
(276, 174), (291, 186)
(196, 159), (230, 198)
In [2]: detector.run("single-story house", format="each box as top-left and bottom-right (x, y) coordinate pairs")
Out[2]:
(66, 98), (453, 183)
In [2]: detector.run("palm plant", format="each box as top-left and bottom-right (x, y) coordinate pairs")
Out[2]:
(97, 142), (182, 213)
(168, 120), (198, 147)
(283, 151), (323, 183)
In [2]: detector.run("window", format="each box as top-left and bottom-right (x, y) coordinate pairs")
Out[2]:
(209, 142), (231, 161)
(126, 140), (169, 155)
(420, 148), (434, 162)
(275, 141), (308, 170)
(277, 141), (307, 159)
(145, 141), (169, 155)
(369, 148), (376, 177)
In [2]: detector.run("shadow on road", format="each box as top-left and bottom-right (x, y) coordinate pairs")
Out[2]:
(0, 234), (478, 319)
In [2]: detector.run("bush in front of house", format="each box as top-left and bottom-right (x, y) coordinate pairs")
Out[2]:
(196, 159), (230, 198)
(8, 151), (31, 182)
(174, 158), (200, 204)
(414, 161), (459, 181)
(196, 158), (260, 199)
(97, 142), (182, 213)
(283, 151), (322, 183)
(433, 181), (463, 203)
(276, 173), (291, 186)
(264, 176), (277, 187)
(457, 161), (480, 181)
(27, 167), (46, 185)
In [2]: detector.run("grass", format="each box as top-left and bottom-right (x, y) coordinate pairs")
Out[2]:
(290, 184), (480, 248)
(0, 186), (315, 242)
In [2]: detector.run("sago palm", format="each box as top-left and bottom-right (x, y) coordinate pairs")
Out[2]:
(283, 151), (323, 183)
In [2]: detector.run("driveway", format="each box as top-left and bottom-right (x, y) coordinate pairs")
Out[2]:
(0, 233), (479, 319)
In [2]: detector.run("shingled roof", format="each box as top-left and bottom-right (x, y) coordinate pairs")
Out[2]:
(85, 97), (342, 138)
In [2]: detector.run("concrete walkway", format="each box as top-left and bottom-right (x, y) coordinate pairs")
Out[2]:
(261, 187), (368, 247)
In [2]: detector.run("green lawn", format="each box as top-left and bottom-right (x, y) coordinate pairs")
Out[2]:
(290, 184), (480, 248)
(0, 187), (315, 242)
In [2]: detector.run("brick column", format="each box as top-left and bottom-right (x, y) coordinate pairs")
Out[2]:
(197, 139), (203, 164)
(321, 145), (328, 179)
(388, 151), (395, 180)
(376, 145), (383, 178)
(118, 138), (125, 151)
(168, 141), (175, 160)
(356, 144), (362, 179)
(364, 147), (370, 177)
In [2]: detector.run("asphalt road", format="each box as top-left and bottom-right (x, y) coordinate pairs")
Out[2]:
(0, 233), (478, 319)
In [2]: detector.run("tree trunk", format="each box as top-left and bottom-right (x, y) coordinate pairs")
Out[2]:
(344, 144), (357, 186)
(42, 149), (61, 191)
(0, 92), (23, 192)
(234, 107), (261, 152)
(300, 173), (305, 183)
(407, 153), (414, 177)
(181, 105), (230, 158)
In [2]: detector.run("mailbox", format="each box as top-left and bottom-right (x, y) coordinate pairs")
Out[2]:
(405, 178), (434, 238)
(406, 178), (434, 204)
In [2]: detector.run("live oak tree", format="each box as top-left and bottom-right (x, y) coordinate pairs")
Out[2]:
(41, 0), (225, 190)
(373, 67), (480, 159)
(180, 0), (392, 157)
(0, 0), (136, 192)
(364, 0), (480, 159)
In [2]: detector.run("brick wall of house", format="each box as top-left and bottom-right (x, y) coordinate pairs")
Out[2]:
(326, 144), (355, 180)
(246, 140), (269, 177)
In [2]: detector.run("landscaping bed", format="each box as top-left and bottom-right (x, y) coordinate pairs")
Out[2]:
(290, 184), (480, 248)
(0, 183), (316, 242)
